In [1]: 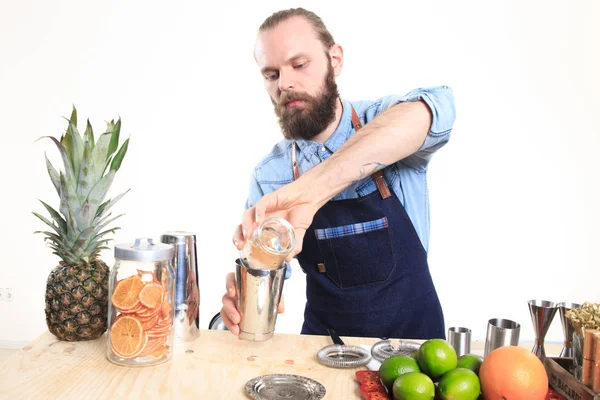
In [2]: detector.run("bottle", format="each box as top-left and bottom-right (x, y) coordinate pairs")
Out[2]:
(107, 238), (175, 366)
(240, 217), (296, 270)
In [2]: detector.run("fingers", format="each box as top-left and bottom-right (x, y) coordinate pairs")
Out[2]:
(241, 206), (257, 241)
(254, 192), (279, 225)
(278, 293), (285, 314)
(225, 272), (237, 297)
(285, 228), (306, 262)
(232, 225), (244, 250)
(221, 272), (240, 335)
(220, 300), (240, 335)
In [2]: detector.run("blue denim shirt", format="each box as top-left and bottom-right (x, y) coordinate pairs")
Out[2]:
(245, 85), (456, 278)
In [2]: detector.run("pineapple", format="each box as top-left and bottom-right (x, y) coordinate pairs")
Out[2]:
(34, 106), (129, 341)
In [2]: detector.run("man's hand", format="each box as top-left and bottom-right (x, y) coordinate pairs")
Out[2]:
(233, 179), (322, 262)
(220, 271), (285, 335)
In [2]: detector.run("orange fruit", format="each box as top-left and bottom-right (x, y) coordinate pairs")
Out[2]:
(479, 346), (548, 400)
(138, 283), (163, 309)
(111, 275), (144, 310)
(110, 315), (146, 358)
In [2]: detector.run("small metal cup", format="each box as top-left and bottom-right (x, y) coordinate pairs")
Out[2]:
(484, 318), (520, 357)
(448, 327), (471, 357)
(236, 258), (286, 341)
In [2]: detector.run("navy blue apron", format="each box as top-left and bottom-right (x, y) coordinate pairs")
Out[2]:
(292, 106), (445, 340)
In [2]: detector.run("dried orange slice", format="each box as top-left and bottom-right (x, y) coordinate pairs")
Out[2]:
(139, 314), (160, 331)
(160, 292), (172, 319)
(139, 283), (163, 309)
(137, 304), (162, 319)
(110, 315), (145, 358)
(111, 275), (144, 311)
(150, 345), (169, 360)
(138, 336), (167, 357)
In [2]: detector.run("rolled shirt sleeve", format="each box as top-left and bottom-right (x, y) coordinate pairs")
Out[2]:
(378, 85), (456, 170)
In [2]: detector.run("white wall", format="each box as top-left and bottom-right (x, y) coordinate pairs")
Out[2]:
(1, 0), (599, 347)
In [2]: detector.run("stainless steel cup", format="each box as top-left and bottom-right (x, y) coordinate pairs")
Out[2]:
(484, 318), (520, 357)
(236, 258), (286, 341)
(160, 231), (200, 346)
(448, 327), (471, 357)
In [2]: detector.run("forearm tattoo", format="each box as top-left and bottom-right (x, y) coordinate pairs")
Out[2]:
(358, 162), (387, 180)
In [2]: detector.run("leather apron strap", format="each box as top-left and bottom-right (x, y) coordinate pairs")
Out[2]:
(291, 105), (391, 199)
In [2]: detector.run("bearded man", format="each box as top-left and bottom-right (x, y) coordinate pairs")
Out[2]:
(220, 7), (456, 340)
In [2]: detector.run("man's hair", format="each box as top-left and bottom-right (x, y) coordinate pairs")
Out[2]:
(259, 8), (335, 50)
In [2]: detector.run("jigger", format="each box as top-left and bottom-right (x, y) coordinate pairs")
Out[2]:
(557, 302), (581, 358)
(528, 300), (558, 360)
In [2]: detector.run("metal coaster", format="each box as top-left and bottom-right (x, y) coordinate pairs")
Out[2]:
(370, 339), (422, 363)
(245, 374), (326, 400)
(316, 344), (372, 368)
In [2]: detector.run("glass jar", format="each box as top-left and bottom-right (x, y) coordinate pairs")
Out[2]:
(107, 238), (175, 367)
(240, 217), (296, 270)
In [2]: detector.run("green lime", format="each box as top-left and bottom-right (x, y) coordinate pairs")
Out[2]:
(379, 355), (421, 389)
(417, 339), (457, 379)
(456, 354), (483, 376)
(410, 350), (419, 360)
(392, 372), (435, 400)
(437, 368), (481, 400)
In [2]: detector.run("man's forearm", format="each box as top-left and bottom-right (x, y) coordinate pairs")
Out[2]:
(304, 100), (433, 206)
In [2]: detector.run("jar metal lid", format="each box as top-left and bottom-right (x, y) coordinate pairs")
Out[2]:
(115, 237), (174, 261)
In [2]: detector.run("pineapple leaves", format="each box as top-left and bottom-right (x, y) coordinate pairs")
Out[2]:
(95, 189), (129, 220)
(110, 137), (129, 172)
(35, 106), (130, 265)
(66, 119), (84, 186)
(107, 118), (121, 159)
(38, 200), (67, 234)
(83, 119), (95, 150)
(69, 105), (77, 126)
(39, 136), (75, 184)
(91, 132), (112, 177)
(77, 135), (95, 203)
(32, 212), (64, 236)
(45, 153), (61, 195)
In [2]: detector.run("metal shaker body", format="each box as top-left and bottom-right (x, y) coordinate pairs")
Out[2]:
(236, 258), (286, 341)
(160, 231), (200, 345)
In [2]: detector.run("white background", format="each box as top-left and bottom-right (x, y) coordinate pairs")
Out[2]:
(1, 0), (599, 348)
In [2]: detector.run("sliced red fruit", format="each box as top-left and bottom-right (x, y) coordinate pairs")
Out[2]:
(363, 392), (390, 400)
(356, 370), (380, 383)
(360, 380), (386, 392)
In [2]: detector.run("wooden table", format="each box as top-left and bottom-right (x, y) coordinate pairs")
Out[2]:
(0, 330), (562, 399)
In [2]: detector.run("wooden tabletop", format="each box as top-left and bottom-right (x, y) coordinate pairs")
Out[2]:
(0, 330), (562, 399)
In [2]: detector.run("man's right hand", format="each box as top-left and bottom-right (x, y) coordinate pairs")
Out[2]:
(220, 267), (286, 336)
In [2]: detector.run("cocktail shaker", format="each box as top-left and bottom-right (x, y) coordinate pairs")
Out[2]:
(236, 217), (295, 341)
(160, 231), (200, 347)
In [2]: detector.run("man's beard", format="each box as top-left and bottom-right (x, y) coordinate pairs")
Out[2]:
(272, 64), (339, 141)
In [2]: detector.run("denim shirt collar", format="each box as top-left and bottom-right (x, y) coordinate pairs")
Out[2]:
(294, 98), (354, 160)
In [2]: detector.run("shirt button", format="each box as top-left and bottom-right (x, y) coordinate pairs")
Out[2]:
(321, 146), (326, 152)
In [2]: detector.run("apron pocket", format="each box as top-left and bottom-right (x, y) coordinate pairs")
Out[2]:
(315, 217), (396, 289)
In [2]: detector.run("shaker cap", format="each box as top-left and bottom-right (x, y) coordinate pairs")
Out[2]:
(115, 237), (173, 261)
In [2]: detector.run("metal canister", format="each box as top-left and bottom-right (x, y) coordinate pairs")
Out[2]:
(236, 217), (295, 342)
(160, 231), (200, 346)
